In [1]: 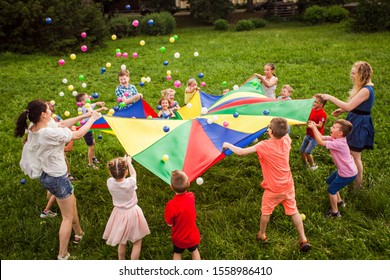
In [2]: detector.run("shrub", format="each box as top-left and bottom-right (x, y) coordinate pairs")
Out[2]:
(108, 15), (134, 38)
(214, 19), (229, 31)
(325, 5), (349, 23)
(303, 5), (327, 25)
(188, 0), (234, 24)
(350, 0), (390, 32)
(250, 18), (267, 28)
(235, 19), (255, 31)
(139, 12), (176, 36)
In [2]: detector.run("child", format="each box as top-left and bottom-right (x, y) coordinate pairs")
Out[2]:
(164, 170), (201, 260)
(277, 85), (293, 100)
(161, 88), (180, 111)
(308, 119), (357, 217)
(223, 118), (311, 252)
(75, 93), (107, 169)
(115, 69), (143, 107)
(300, 94), (327, 170)
(157, 97), (175, 119)
(254, 63), (278, 99)
(184, 78), (199, 104)
(103, 156), (150, 260)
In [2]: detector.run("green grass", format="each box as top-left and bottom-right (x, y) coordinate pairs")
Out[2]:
(0, 22), (390, 260)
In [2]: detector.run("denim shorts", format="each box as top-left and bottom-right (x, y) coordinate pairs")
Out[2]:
(326, 170), (357, 195)
(173, 244), (198, 254)
(83, 131), (94, 146)
(40, 172), (73, 199)
(300, 135), (318, 154)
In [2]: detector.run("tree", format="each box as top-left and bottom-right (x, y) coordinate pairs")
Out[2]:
(247, 0), (254, 12)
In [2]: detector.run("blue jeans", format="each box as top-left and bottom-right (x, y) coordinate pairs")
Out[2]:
(40, 172), (73, 199)
(300, 135), (318, 154)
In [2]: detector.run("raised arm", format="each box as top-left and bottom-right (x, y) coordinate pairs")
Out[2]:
(322, 87), (370, 113)
(71, 111), (101, 140)
(222, 142), (257, 155)
(307, 121), (326, 146)
(125, 155), (136, 179)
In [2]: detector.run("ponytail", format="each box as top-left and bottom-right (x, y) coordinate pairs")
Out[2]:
(14, 100), (48, 137)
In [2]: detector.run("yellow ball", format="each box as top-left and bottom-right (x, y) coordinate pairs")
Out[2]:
(68, 85), (74, 91)
(111, 34), (117, 40)
(140, 40), (145, 46)
(108, 109), (115, 115)
(64, 111), (70, 117)
(166, 70), (172, 75)
(50, 100), (55, 105)
(141, 77), (146, 83)
(70, 53), (76, 60)
(85, 103), (91, 108)
(78, 111), (82, 115)
(162, 154), (169, 162)
(106, 62), (111, 68)
(169, 37), (175, 43)
(301, 213), (306, 221)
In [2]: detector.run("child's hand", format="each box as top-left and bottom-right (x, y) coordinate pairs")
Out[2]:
(124, 154), (132, 164)
(332, 108), (343, 117)
(90, 110), (101, 120)
(70, 125), (77, 131)
(222, 142), (230, 149)
(307, 121), (315, 129)
(101, 106), (108, 111)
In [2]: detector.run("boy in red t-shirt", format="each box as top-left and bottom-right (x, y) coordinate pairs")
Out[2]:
(300, 94), (327, 170)
(164, 170), (201, 260)
(223, 118), (311, 252)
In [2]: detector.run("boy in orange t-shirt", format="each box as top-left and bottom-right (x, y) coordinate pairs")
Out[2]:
(223, 117), (311, 252)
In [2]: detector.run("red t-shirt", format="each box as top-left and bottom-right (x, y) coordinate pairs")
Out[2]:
(164, 192), (200, 248)
(306, 108), (327, 138)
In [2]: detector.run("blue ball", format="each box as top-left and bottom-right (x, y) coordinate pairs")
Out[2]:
(98, 134), (102, 139)
(139, 82), (145, 87)
(125, 5), (131, 10)
(156, 105), (162, 110)
(263, 109), (270, 115)
(198, 73), (204, 78)
(148, 19), (154, 26)
(20, 179), (26, 185)
(100, 67), (106, 74)
(233, 112), (239, 118)
(163, 61), (169, 66)
(45, 17), (52, 24)
(92, 92), (99, 99)
(163, 126), (170, 132)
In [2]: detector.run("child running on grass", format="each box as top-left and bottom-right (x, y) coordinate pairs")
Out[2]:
(223, 117), (311, 252)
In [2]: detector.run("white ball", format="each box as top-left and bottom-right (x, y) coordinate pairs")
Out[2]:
(62, 78), (68, 84)
(212, 115), (218, 121)
(196, 177), (204, 185)
(186, 103), (192, 109)
(81, 82), (87, 88)
(174, 52), (180, 59)
(72, 91), (78, 96)
(121, 64), (127, 70)
(59, 91), (65, 97)
(194, 51), (199, 57)
(233, 85), (239, 90)
(145, 76), (151, 83)
(201, 107), (208, 115)
(207, 118), (213, 124)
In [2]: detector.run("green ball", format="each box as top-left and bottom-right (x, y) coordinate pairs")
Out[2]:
(79, 74), (85, 81)
(173, 35), (178, 40)
(160, 47), (166, 53)
(119, 101), (126, 108)
(115, 48), (121, 53)
(222, 81), (227, 86)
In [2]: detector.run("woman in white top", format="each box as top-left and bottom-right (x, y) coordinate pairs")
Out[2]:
(15, 100), (101, 260)
(245, 63), (278, 99)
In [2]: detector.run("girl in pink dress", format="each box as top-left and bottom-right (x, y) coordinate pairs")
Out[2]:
(103, 155), (150, 260)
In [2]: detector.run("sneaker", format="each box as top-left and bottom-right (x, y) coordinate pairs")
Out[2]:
(299, 241), (311, 252)
(40, 210), (57, 218)
(325, 210), (342, 218)
(256, 233), (269, 244)
(337, 200), (346, 208)
(57, 252), (70, 260)
(309, 164), (318, 171)
(92, 157), (100, 164)
(88, 163), (99, 170)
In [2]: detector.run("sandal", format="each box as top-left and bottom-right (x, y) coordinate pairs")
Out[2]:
(88, 164), (99, 170)
(256, 233), (269, 244)
(73, 232), (84, 244)
(67, 174), (76, 181)
(299, 240), (311, 252)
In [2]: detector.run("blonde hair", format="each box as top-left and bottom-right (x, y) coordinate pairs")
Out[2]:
(170, 170), (189, 193)
(187, 78), (197, 86)
(282, 84), (293, 94)
(108, 157), (127, 179)
(161, 88), (176, 98)
(349, 61), (373, 101)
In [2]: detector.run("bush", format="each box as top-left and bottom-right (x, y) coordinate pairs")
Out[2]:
(235, 19), (255, 31)
(108, 15), (142, 38)
(0, 0), (107, 54)
(325, 5), (349, 23)
(214, 19), (229, 31)
(139, 12), (176, 36)
(303, 5), (327, 25)
(350, 0), (390, 32)
(188, 0), (234, 24)
(250, 18), (267, 28)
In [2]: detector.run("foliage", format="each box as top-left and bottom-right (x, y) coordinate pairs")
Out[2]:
(350, 0), (390, 32)
(325, 5), (349, 23)
(0, 24), (390, 261)
(139, 12), (176, 36)
(0, 0), (107, 54)
(235, 19), (255, 31)
(214, 19), (230, 31)
(187, 0), (234, 24)
(140, 0), (176, 13)
(250, 18), (267, 28)
(303, 5), (328, 24)
(108, 14), (141, 38)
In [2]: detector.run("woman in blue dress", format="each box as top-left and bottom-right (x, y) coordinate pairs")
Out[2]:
(321, 61), (374, 189)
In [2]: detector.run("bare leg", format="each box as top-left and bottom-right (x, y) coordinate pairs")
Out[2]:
(191, 248), (201, 260)
(257, 214), (270, 240)
(307, 154), (315, 167)
(131, 239), (142, 260)
(71, 196), (83, 236)
(300, 152), (308, 166)
(56, 194), (76, 258)
(328, 193), (338, 213)
(336, 192), (342, 203)
(173, 253), (182, 260)
(291, 212), (307, 242)
(43, 195), (56, 212)
(118, 243), (127, 260)
(350, 151), (363, 189)
(88, 145), (95, 165)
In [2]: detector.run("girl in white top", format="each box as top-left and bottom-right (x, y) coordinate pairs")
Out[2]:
(15, 99), (101, 260)
(255, 63), (278, 99)
(103, 156), (150, 260)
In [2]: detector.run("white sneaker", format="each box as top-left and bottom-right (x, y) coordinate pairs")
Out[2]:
(309, 164), (318, 171)
(40, 210), (57, 218)
(57, 253), (70, 260)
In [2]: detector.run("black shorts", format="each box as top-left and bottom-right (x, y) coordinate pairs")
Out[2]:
(173, 244), (198, 254)
(83, 131), (94, 146)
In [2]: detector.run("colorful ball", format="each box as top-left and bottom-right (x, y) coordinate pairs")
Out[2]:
(201, 107), (208, 115)
(81, 45), (88, 52)
(139, 82), (145, 87)
(166, 70), (172, 75)
(223, 121), (229, 127)
(59, 91), (65, 97)
(198, 73), (204, 78)
(45, 18), (52, 24)
(173, 35), (178, 40)
(81, 82), (87, 88)
(122, 52), (128, 58)
(111, 34), (117, 40)
(81, 32), (87, 38)
(263, 109), (270, 115)
(174, 80), (181, 88)
(169, 37), (175, 43)
(222, 81), (227, 86)
(148, 19), (154, 26)
(163, 61), (169, 66)
(64, 111), (70, 117)
(194, 51), (199, 57)
(121, 64), (126, 70)
(58, 59), (65, 66)
(100, 67), (106, 74)
(163, 126), (170, 132)
(92, 92), (99, 99)
(20, 179), (26, 184)
(70, 54), (76, 60)
(132, 52), (138, 59)
(166, 75), (172, 81)
(140, 40), (145, 46)
(62, 78), (68, 84)
(233, 112), (239, 118)
(79, 74), (85, 81)
(106, 62), (111, 68)
(126, 4), (131, 10)
(162, 154), (169, 162)
(116, 52), (122, 58)
(68, 85), (74, 91)
(160, 46), (166, 53)
(301, 213), (306, 221)
(233, 85), (239, 90)
(174, 52), (180, 58)
(98, 134), (103, 139)
(200, 81), (206, 87)
(132, 20), (139, 27)
(196, 177), (204, 185)
(119, 102), (126, 108)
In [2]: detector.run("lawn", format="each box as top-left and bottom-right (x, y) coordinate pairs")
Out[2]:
(0, 22), (389, 260)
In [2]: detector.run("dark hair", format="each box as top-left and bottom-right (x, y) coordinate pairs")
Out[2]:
(158, 97), (170, 106)
(15, 100), (48, 137)
(265, 63), (277, 77)
(107, 157), (128, 179)
(170, 170), (189, 193)
(118, 69), (130, 77)
(334, 119), (353, 137)
(269, 117), (288, 138)
(75, 92), (87, 102)
(314, 94), (327, 106)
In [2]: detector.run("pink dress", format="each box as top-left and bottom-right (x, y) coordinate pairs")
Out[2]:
(103, 177), (150, 245)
